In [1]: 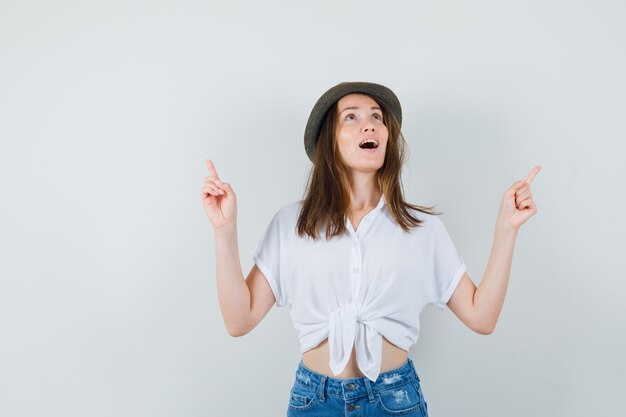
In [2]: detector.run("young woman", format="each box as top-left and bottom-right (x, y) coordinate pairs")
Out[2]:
(201, 81), (540, 416)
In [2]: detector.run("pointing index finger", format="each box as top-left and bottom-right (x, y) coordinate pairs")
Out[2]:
(524, 165), (541, 185)
(206, 159), (219, 179)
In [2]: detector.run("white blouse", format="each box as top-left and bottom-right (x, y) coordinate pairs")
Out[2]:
(248, 193), (466, 382)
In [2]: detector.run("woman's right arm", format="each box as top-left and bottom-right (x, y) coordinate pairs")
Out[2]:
(203, 160), (275, 337)
(214, 225), (276, 336)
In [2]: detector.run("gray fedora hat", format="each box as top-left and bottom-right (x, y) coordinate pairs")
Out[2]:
(303, 81), (402, 162)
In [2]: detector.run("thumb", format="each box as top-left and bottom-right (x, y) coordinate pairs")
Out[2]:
(215, 179), (231, 190)
(504, 180), (525, 197)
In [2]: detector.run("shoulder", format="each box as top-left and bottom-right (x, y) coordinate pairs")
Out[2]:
(394, 208), (450, 242)
(264, 200), (302, 231)
(404, 207), (442, 229)
(274, 200), (303, 220)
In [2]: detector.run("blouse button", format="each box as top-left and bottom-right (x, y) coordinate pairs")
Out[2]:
(352, 267), (359, 273)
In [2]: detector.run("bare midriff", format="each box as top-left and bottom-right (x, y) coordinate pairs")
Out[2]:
(301, 336), (408, 379)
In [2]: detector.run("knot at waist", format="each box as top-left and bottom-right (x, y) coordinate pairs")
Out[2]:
(328, 302), (376, 378)
(328, 303), (358, 375)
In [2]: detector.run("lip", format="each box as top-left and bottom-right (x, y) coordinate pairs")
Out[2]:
(359, 137), (379, 145)
(360, 147), (379, 153)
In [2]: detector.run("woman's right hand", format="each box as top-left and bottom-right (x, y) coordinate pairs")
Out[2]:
(201, 159), (237, 231)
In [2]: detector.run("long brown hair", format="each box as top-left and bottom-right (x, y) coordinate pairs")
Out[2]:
(296, 93), (442, 240)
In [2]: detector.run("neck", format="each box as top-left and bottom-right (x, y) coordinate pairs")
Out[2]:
(347, 172), (381, 212)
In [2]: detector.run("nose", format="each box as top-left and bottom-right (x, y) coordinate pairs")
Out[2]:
(361, 120), (376, 132)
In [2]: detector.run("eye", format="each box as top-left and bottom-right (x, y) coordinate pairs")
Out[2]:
(345, 114), (356, 121)
(372, 113), (382, 120)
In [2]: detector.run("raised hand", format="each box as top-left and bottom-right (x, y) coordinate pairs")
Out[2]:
(201, 159), (237, 231)
(497, 166), (541, 230)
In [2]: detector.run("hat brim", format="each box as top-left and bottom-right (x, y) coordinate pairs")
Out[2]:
(304, 81), (402, 162)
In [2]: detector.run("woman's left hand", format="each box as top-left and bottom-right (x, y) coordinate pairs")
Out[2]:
(497, 166), (541, 231)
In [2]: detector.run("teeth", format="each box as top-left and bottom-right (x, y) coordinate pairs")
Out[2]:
(359, 139), (379, 148)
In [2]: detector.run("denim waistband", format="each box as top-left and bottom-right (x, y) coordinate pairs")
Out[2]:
(294, 357), (420, 400)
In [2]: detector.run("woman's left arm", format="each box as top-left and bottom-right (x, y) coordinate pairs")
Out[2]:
(447, 166), (541, 335)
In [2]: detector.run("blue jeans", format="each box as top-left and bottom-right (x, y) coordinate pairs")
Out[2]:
(286, 357), (429, 416)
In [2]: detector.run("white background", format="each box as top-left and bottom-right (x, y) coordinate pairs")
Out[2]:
(1, 1), (624, 416)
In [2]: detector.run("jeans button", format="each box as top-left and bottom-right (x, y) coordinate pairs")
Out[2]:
(348, 383), (357, 390)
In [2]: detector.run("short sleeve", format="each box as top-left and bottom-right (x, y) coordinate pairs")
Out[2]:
(248, 211), (286, 307)
(430, 217), (467, 310)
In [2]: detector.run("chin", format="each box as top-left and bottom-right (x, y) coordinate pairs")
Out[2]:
(351, 164), (384, 173)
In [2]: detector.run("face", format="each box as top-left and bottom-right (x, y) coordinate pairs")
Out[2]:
(334, 93), (388, 174)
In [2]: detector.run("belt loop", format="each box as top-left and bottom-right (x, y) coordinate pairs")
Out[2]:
(411, 360), (420, 383)
(363, 378), (375, 403)
(318, 376), (327, 402)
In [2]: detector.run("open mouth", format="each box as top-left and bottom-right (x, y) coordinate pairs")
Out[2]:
(359, 139), (379, 149)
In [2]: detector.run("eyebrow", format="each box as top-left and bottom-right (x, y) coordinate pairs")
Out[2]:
(339, 106), (382, 115)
